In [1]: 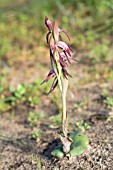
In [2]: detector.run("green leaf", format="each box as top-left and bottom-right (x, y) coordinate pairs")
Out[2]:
(68, 129), (89, 157)
(67, 145), (87, 157)
(16, 84), (26, 95)
(51, 146), (64, 158)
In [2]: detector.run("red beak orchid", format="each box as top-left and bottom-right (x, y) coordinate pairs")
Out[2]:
(41, 17), (77, 154)
(42, 17), (77, 93)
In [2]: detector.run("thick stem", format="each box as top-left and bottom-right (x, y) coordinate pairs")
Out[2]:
(60, 78), (72, 154)
(61, 77), (68, 137)
(62, 93), (68, 138)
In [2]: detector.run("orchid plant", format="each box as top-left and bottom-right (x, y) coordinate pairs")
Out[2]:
(41, 17), (89, 158)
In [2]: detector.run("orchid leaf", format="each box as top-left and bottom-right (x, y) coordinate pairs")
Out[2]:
(67, 129), (89, 157)
(67, 145), (87, 157)
(51, 145), (64, 158)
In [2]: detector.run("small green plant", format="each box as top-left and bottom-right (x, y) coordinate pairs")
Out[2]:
(75, 120), (91, 131)
(41, 17), (89, 158)
(28, 112), (45, 127)
(104, 97), (113, 109)
(28, 112), (39, 127)
(74, 98), (88, 110)
(32, 130), (42, 139)
(0, 82), (41, 114)
(37, 157), (42, 170)
(10, 83), (40, 107)
(49, 114), (62, 128)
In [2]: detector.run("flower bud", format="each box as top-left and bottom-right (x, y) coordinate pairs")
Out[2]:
(45, 16), (52, 31)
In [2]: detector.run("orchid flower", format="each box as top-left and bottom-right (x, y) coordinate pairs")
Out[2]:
(41, 17), (77, 154)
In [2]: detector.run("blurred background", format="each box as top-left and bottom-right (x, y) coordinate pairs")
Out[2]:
(0, 0), (113, 114)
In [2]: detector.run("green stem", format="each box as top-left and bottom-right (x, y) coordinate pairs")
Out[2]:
(62, 92), (68, 137)
(61, 78), (68, 137)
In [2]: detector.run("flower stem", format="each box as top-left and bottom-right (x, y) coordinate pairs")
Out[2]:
(61, 78), (68, 137)
(62, 93), (68, 137)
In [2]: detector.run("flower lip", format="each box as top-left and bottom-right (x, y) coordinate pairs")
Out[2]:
(55, 41), (71, 56)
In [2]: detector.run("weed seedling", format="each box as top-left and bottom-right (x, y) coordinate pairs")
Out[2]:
(75, 120), (91, 132)
(104, 96), (113, 109)
(49, 114), (62, 128)
(28, 112), (44, 127)
(37, 157), (42, 170)
(41, 17), (89, 158)
(32, 130), (42, 139)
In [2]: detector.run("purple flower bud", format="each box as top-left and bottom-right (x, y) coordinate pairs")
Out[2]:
(45, 17), (52, 31)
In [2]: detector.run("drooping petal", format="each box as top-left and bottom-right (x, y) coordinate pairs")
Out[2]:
(40, 68), (55, 85)
(59, 29), (70, 41)
(58, 52), (67, 67)
(50, 49), (56, 65)
(62, 67), (72, 79)
(70, 57), (78, 62)
(59, 34), (62, 41)
(64, 51), (71, 64)
(48, 77), (58, 94)
(60, 52), (68, 65)
(65, 52), (78, 62)
(45, 16), (52, 31)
